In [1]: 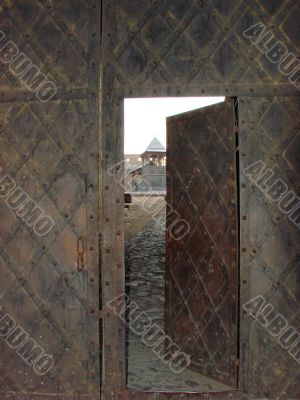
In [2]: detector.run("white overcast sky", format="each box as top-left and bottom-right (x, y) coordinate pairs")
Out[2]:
(124, 97), (225, 154)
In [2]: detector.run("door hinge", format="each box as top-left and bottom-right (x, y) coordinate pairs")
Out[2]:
(99, 306), (109, 319)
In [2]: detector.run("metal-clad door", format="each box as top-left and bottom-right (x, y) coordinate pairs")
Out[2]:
(239, 96), (300, 400)
(166, 99), (238, 387)
(0, 1), (100, 399)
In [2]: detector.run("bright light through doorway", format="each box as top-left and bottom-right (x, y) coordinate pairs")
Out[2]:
(124, 97), (225, 154)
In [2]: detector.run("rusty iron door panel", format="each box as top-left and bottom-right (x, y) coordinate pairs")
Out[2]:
(165, 99), (239, 387)
(102, 0), (299, 95)
(0, 1), (100, 399)
(239, 96), (300, 400)
(102, 0), (300, 398)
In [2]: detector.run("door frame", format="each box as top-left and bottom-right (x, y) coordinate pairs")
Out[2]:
(101, 90), (247, 400)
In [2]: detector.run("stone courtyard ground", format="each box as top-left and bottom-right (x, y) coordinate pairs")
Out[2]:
(125, 196), (232, 392)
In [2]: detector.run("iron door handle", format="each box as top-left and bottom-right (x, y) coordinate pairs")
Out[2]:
(77, 236), (85, 271)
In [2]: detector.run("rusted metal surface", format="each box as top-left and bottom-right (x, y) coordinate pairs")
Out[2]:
(102, 0), (299, 399)
(239, 96), (300, 400)
(0, 1), (100, 399)
(0, 0), (299, 399)
(1, 395), (96, 400)
(119, 390), (241, 400)
(165, 100), (238, 387)
(102, 0), (299, 96)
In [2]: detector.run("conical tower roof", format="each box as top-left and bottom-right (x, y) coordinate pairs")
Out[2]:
(145, 137), (166, 153)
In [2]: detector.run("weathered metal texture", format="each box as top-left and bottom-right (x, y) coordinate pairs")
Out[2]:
(103, 0), (300, 96)
(120, 391), (241, 400)
(239, 96), (300, 399)
(165, 100), (238, 387)
(102, 0), (300, 399)
(0, 1), (100, 399)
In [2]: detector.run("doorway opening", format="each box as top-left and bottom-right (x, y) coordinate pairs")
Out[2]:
(123, 97), (239, 393)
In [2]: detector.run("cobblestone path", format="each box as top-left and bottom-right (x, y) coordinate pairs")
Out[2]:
(125, 196), (232, 392)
